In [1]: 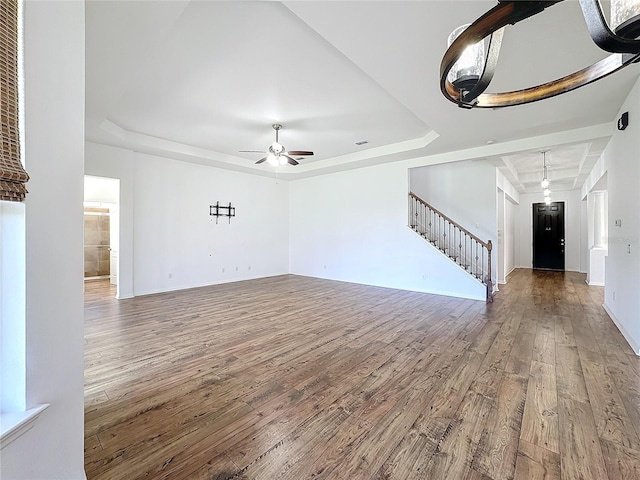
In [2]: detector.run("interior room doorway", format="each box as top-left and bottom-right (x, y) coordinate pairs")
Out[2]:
(84, 175), (120, 298)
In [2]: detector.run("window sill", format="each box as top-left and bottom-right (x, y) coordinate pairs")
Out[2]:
(0, 404), (49, 450)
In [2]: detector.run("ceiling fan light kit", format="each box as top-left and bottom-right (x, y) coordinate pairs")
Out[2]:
(240, 123), (314, 167)
(440, 0), (640, 109)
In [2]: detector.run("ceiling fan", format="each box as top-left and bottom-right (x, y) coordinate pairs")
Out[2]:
(240, 124), (313, 166)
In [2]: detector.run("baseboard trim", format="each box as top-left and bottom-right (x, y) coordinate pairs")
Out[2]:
(603, 303), (640, 356)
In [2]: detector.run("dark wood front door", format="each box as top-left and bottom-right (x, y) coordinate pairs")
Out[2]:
(533, 202), (565, 271)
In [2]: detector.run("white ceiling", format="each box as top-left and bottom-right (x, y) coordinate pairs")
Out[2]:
(85, 1), (640, 192)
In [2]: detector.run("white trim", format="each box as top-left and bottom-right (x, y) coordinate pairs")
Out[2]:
(603, 303), (640, 355)
(132, 273), (289, 298)
(0, 404), (49, 450)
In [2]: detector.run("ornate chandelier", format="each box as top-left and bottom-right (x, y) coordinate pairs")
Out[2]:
(440, 0), (640, 109)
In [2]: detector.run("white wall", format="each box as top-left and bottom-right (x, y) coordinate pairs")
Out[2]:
(497, 189), (505, 284)
(86, 142), (290, 297)
(505, 197), (517, 277)
(603, 76), (640, 354)
(496, 188), (518, 285)
(496, 170), (519, 284)
(132, 152), (289, 295)
(1, 202), (26, 413)
(289, 162), (486, 301)
(516, 189), (585, 272)
(84, 175), (119, 204)
(1, 2), (86, 479)
(409, 159), (499, 289)
(410, 160), (498, 244)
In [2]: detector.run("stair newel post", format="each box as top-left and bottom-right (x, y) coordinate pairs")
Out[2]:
(486, 240), (493, 302)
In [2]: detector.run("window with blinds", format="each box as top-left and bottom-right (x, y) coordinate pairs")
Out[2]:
(0, 0), (29, 202)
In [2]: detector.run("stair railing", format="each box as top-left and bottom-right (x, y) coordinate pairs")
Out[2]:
(409, 192), (493, 302)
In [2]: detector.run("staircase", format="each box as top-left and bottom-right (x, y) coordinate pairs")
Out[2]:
(409, 192), (493, 302)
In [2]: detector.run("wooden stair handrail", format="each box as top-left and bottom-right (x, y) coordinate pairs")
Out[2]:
(409, 191), (493, 302)
(409, 192), (491, 250)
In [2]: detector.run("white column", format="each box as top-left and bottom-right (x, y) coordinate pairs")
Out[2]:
(593, 191), (607, 248)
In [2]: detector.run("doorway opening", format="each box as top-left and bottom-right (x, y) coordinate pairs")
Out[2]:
(84, 175), (120, 299)
(533, 201), (565, 271)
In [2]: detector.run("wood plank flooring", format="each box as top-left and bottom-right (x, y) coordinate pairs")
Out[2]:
(84, 270), (640, 479)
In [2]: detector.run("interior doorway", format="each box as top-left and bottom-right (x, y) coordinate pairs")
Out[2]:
(84, 175), (120, 298)
(533, 201), (565, 271)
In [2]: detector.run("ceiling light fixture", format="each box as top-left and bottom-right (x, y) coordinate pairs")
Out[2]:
(239, 124), (314, 166)
(541, 150), (552, 205)
(440, 0), (640, 109)
(541, 150), (550, 189)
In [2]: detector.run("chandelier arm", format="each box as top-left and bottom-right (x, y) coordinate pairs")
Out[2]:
(474, 53), (637, 108)
(440, 1), (563, 106)
(578, 0), (640, 53)
(440, 0), (640, 109)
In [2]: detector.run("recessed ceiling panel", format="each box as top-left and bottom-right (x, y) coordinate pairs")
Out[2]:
(93, 1), (429, 163)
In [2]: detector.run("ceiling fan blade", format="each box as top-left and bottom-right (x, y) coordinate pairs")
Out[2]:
(284, 155), (299, 166)
(239, 150), (266, 153)
(255, 157), (268, 164)
(286, 150), (313, 156)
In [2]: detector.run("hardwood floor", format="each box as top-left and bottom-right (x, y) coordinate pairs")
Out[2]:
(84, 270), (640, 480)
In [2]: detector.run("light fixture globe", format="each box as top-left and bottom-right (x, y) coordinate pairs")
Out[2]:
(447, 24), (486, 92)
(267, 154), (279, 167)
(270, 141), (284, 155)
(611, 0), (640, 37)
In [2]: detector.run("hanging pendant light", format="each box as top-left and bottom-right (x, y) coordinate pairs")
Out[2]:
(541, 150), (551, 206)
(541, 151), (550, 189)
